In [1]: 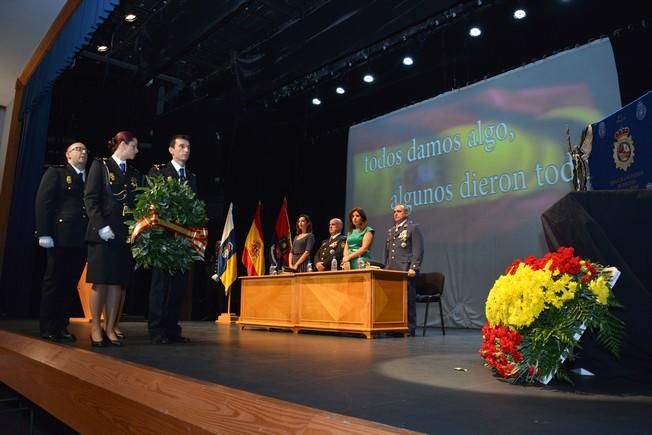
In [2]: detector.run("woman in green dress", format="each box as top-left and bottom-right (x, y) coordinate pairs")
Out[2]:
(342, 207), (374, 269)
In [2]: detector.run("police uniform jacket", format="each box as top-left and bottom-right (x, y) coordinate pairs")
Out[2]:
(148, 162), (198, 194)
(314, 234), (347, 269)
(383, 220), (424, 272)
(84, 158), (141, 243)
(35, 164), (88, 248)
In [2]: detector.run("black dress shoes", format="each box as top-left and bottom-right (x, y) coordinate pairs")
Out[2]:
(167, 335), (190, 343)
(60, 329), (76, 342)
(90, 334), (106, 347)
(151, 336), (169, 345)
(41, 332), (62, 342)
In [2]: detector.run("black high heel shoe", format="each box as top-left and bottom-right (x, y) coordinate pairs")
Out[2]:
(90, 333), (106, 347)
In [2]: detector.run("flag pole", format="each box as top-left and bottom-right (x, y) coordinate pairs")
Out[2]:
(217, 285), (239, 323)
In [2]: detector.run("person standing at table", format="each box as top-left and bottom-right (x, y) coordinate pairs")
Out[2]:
(147, 134), (197, 344)
(383, 203), (424, 337)
(34, 142), (89, 342)
(84, 131), (141, 347)
(290, 214), (315, 272)
(314, 218), (346, 271)
(342, 207), (374, 270)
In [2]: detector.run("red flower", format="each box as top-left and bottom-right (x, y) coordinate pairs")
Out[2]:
(480, 323), (524, 379)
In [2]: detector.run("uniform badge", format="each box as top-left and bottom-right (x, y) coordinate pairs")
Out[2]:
(65, 175), (72, 185)
(131, 177), (138, 187)
(109, 172), (116, 182)
(398, 229), (408, 248)
(612, 127), (635, 171)
(122, 204), (130, 216)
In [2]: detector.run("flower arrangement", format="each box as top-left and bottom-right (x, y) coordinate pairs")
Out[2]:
(127, 175), (208, 273)
(480, 247), (624, 384)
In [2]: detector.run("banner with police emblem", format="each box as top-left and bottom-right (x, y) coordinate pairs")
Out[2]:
(588, 91), (652, 190)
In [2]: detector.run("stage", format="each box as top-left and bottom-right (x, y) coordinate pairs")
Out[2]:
(1, 320), (651, 434)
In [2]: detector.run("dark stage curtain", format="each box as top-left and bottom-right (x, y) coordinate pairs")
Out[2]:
(0, 0), (118, 316)
(542, 190), (652, 380)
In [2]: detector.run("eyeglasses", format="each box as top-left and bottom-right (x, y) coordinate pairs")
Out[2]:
(69, 147), (87, 153)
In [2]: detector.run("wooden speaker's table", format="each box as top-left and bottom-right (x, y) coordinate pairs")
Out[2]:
(239, 269), (408, 338)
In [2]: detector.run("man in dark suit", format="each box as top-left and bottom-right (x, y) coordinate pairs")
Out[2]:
(384, 204), (424, 337)
(314, 218), (347, 271)
(34, 142), (89, 341)
(147, 134), (198, 344)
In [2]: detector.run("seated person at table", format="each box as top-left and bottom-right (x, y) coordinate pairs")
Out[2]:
(314, 218), (347, 271)
(342, 207), (374, 269)
(290, 213), (315, 272)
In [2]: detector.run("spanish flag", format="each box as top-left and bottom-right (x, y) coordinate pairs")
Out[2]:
(242, 202), (265, 276)
(217, 203), (237, 294)
(273, 197), (292, 267)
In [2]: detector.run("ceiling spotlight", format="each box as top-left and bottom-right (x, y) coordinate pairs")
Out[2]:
(402, 56), (414, 66)
(469, 27), (482, 37)
(513, 9), (526, 19)
(312, 97), (321, 105)
(363, 74), (374, 83)
(97, 44), (109, 52)
(125, 13), (137, 22)
(335, 87), (345, 95)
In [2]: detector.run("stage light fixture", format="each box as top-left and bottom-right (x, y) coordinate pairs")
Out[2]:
(513, 9), (526, 19)
(336, 86), (345, 95)
(124, 13), (137, 22)
(97, 44), (109, 52)
(469, 27), (482, 37)
(312, 97), (322, 105)
(363, 74), (374, 83)
(402, 56), (414, 66)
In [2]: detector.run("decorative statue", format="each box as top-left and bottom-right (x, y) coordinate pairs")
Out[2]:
(566, 126), (592, 191)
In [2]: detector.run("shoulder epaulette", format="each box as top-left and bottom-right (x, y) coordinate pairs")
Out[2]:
(153, 163), (167, 170)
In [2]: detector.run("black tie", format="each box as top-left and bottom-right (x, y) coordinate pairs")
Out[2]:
(78, 172), (85, 183)
(179, 167), (186, 181)
(119, 162), (126, 175)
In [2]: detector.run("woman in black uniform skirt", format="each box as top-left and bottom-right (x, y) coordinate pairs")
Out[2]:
(84, 131), (140, 346)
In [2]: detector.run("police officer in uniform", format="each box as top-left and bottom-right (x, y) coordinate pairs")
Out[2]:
(35, 142), (89, 341)
(85, 131), (141, 346)
(384, 204), (424, 336)
(147, 134), (197, 344)
(314, 218), (347, 271)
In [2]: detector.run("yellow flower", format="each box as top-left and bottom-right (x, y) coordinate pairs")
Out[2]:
(486, 263), (550, 328)
(588, 276), (610, 305)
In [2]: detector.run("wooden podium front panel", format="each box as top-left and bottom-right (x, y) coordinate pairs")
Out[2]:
(239, 275), (295, 327)
(372, 273), (407, 328)
(296, 271), (370, 329)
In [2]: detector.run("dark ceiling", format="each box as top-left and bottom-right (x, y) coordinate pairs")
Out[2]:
(46, 0), (652, 219)
(55, 0), (652, 129)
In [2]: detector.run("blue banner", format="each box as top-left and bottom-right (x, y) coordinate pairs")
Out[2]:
(589, 91), (652, 190)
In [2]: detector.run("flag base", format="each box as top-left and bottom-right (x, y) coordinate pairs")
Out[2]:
(216, 313), (239, 324)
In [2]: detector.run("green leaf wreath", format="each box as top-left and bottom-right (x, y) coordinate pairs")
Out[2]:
(126, 175), (208, 273)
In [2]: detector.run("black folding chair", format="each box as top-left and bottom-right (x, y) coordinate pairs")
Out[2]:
(415, 272), (446, 336)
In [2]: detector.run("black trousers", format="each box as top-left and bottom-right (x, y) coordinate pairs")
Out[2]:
(148, 267), (189, 338)
(407, 276), (416, 331)
(40, 247), (86, 334)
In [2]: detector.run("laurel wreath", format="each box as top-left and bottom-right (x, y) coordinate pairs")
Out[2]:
(126, 175), (208, 273)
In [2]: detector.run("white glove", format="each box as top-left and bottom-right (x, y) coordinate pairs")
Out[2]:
(98, 226), (115, 241)
(38, 236), (54, 249)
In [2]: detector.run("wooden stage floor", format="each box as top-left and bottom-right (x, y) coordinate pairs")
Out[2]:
(1, 320), (651, 434)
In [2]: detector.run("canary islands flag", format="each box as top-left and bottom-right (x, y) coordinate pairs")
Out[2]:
(242, 201), (265, 276)
(217, 202), (237, 294)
